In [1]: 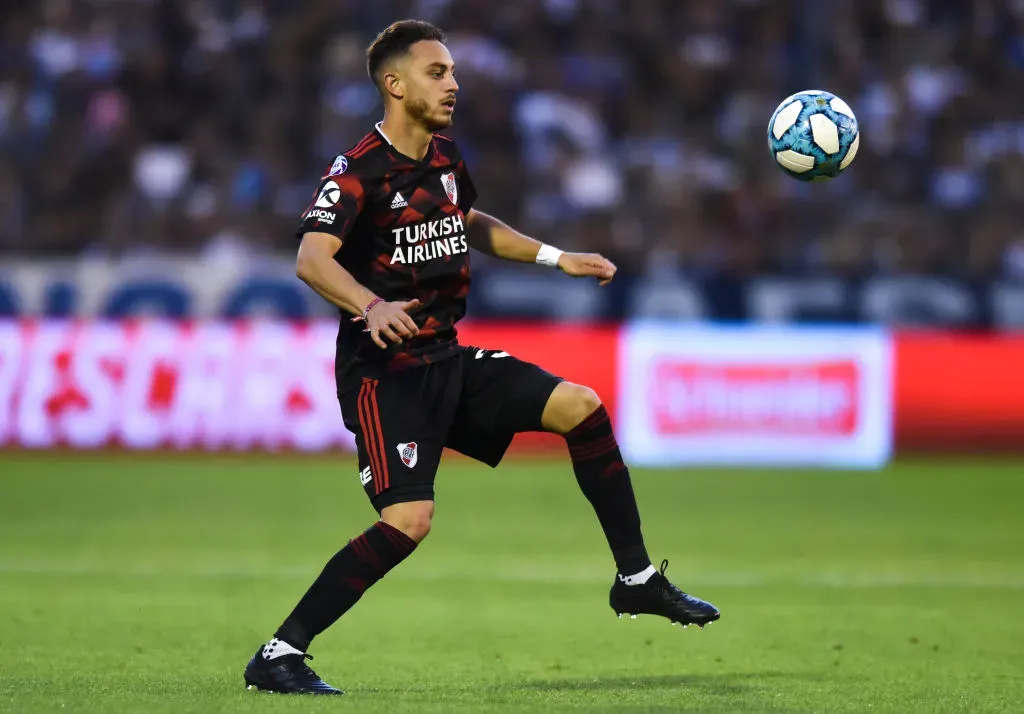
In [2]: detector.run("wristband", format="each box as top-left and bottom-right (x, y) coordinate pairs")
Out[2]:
(355, 297), (384, 324)
(535, 244), (563, 268)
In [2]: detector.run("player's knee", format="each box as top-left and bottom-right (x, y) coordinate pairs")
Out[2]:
(384, 515), (432, 543)
(380, 501), (434, 543)
(544, 382), (603, 434)
(572, 384), (603, 417)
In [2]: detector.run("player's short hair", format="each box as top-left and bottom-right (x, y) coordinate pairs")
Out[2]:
(366, 20), (448, 96)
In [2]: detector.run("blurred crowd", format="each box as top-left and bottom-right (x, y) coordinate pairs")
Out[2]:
(2, 0), (1024, 281)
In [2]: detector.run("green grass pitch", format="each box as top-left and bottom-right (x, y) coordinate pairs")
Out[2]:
(1, 452), (1023, 713)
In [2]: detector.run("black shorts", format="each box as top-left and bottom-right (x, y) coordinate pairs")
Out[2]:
(337, 345), (563, 512)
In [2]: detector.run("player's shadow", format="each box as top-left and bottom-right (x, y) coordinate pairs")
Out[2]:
(361, 671), (809, 705)
(514, 670), (800, 697)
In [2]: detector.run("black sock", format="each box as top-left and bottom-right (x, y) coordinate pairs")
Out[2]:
(274, 521), (417, 651)
(565, 405), (651, 574)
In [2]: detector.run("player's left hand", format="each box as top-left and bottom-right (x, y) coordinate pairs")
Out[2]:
(557, 252), (617, 286)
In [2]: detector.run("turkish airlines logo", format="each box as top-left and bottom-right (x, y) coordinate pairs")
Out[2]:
(650, 360), (861, 436)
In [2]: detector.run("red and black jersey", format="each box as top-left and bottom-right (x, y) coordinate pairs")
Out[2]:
(296, 124), (478, 383)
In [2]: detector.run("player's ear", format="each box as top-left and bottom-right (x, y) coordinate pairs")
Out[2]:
(382, 71), (404, 100)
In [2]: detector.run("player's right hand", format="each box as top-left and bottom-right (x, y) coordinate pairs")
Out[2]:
(365, 299), (421, 349)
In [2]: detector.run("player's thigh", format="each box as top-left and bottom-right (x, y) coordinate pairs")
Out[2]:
(338, 369), (458, 512)
(445, 347), (563, 465)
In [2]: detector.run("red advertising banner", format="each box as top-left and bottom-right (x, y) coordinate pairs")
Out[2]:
(0, 320), (618, 453)
(0, 320), (350, 450)
(3, 321), (1024, 456)
(894, 333), (1024, 449)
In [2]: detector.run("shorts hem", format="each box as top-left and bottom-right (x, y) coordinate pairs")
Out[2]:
(370, 486), (436, 513)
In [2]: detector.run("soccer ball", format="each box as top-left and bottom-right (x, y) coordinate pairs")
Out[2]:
(767, 90), (860, 181)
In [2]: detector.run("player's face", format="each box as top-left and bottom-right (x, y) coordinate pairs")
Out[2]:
(401, 40), (458, 132)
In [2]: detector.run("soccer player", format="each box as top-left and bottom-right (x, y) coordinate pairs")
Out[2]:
(244, 20), (720, 695)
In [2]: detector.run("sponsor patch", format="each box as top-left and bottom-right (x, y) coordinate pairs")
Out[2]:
(328, 155), (348, 176)
(315, 181), (341, 208)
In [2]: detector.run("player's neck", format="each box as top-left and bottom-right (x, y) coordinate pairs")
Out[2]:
(378, 114), (433, 162)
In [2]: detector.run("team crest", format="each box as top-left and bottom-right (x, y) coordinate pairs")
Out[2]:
(397, 441), (418, 468)
(441, 172), (458, 206)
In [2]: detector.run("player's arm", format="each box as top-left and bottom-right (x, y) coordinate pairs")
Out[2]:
(296, 232), (420, 349)
(295, 232), (377, 317)
(294, 164), (419, 349)
(464, 209), (617, 286)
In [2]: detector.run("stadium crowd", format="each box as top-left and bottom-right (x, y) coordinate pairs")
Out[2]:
(1, 0), (1023, 282)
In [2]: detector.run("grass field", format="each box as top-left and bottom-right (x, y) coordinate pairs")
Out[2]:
(1, 453), (1023, 713)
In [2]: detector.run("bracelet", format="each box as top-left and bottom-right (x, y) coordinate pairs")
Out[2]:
(535, 244), (563, 268)
(356, 297), (384, 323)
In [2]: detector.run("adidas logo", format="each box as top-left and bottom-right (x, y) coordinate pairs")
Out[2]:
(391, 192), (408, 209)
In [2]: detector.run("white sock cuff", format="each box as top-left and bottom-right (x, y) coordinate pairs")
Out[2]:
(262, 638), (305, 660)
(618, 564), (657, 586)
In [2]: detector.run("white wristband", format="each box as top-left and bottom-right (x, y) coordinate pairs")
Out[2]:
(535, 244), (563, 268)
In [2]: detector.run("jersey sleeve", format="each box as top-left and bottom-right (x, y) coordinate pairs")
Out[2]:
(295, 157), (365, 240)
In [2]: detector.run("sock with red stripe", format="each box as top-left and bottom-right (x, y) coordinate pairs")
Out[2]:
(273, 521), (417, 652)
(566, 405), (651, 575)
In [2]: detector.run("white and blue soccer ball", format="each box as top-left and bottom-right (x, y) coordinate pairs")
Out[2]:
(767, 90), (860, 181)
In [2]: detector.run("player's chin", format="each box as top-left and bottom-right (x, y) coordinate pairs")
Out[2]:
(429, 113), (454, 130)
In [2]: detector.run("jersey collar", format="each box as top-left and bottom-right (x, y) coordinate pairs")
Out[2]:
(374, 121), (436, 166)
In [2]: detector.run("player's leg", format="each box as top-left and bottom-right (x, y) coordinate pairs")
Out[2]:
(446, 351), (653, 576)
(447, 351), (656, 582)
(269, 503), (428, 655)
(447, 347), (720, 627)
(380, 499), (434, 541)
(246, 513), (422, 695)
(540, 383), (651, 576)
(541, 382), (720, 627)
(245, 369), (455, 694)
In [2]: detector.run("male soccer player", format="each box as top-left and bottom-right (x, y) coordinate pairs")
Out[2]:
(244, 20), (720, 695)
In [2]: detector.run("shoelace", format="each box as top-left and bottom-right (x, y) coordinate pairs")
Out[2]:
(275, 652), (319, 682)
(299, 653), (319, 679)
(656, 559), (692, 599)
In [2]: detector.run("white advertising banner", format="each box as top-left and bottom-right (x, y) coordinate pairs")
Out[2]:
(618, 324), (893, 468)
(0, 320), (355, 452)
